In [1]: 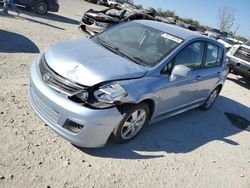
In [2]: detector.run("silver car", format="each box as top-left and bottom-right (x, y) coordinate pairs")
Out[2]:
(29, 20), (227, 148)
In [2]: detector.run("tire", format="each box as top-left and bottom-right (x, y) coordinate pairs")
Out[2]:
(200, 87), (220, 111)
(33, 0), (48, 15)
(111, 103), (150, 143)
(228, 64), (234, 73)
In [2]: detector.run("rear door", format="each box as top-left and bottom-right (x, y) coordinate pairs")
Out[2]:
(197, 42), (225, 97)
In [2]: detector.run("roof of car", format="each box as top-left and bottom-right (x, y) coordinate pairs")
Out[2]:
(134, 20), (205, 40)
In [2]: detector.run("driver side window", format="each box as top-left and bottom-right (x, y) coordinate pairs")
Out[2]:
(174, 42), (204, 70)
(162, 42), (204, 74)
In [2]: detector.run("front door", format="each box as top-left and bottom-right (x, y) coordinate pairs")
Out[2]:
(156, 41), (207, 118)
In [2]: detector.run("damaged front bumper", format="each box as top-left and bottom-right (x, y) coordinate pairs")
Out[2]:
(28, 60), (123, 148)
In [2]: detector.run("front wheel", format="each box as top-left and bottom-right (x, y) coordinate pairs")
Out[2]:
(111, 103), (150, 143)
(200, 87), (220, 110)
(33, 0), (48, 15)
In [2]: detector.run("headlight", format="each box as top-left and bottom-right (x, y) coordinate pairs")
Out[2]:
(94, 83), (127, 104)
(228, 45), (239, 55)
(76, 90), (89, 101)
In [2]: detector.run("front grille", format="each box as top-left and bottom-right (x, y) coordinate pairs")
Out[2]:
(39, 55), (86, 96)
(234, 47), (250, 62)
(82, 16), (94, 25)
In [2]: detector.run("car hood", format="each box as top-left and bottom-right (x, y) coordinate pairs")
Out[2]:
(44, 38), (148, 86)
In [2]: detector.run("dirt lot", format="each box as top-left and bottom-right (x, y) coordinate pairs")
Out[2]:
(0, 0), (250, 187)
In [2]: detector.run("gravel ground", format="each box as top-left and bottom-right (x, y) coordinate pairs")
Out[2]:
(0, 0), (250, 187)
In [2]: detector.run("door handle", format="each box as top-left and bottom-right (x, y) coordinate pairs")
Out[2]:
(217, 72), (222, 76)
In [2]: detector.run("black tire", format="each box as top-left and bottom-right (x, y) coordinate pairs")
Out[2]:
(111, 103), (150, 144)
(200, 87), (220, 111)
(228, 64), (234, 73)
(33, 0), (48, 15)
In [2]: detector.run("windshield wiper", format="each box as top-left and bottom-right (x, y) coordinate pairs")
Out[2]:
(96, 36), (148, 66)
(129, 56), (148, 67)
(96, 36), (120, 54)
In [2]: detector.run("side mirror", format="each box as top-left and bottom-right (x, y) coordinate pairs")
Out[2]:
(170, 65), (191, 82)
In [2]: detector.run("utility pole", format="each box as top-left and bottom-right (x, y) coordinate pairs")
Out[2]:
(233, 24), (240, 37)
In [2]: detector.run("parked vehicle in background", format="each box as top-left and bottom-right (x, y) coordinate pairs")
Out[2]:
(85, 0), (98, 4)
(98, 0), (108, 6)
(227, 37), (244, 45)
(107, 0), (121, 7)
(176, 23), (197, 31)
(29, 20), (227, 147)
(79, 7), (156, 35)
(120, 2), (138, 9)
(1, 0), (60, 14)
(205, 28), (222, 39)
(176, 23), (206, 35)
(217, 37), (237, 51)
(155, 16), (172, 24)
(221, 31), (228, 38)
(227, 41), (250, 78)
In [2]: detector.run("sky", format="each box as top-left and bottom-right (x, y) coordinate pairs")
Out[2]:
(134, 0), (250, 39)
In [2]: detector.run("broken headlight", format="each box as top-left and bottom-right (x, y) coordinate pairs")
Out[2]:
(76, 90), (89, 101)
(94, 82), (127, 105)
(72, 83), (127, 109)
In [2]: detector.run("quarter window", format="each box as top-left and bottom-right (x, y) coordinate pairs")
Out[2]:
(174, 42), (204, 70)
(204, 43), (223, 67)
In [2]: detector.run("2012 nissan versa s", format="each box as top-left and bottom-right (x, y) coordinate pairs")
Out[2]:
(29, 20), (227, 148)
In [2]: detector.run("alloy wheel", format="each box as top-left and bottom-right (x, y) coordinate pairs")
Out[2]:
(205, 89), (218, 109)
(121, 109), (147, 140)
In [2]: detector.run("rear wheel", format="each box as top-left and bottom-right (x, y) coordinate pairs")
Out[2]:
(200, 87), (220, 110)
(33, 0), (48, 15)
(111, 103), (150, 143)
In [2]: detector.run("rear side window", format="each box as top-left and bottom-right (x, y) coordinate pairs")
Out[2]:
(204, 43), (223, 67)
(174, 42), (204, 70)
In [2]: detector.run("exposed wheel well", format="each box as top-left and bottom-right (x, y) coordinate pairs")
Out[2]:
(216, 84), (223, 93)
(141, 99), (155, 120)
(117, 99), (155, 120)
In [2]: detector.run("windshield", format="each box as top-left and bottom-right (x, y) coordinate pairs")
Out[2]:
(96, 22), (182, 67)
(245, 41), (250, 46)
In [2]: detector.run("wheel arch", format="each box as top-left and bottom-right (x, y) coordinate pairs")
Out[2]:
(216, 84), (223, 93)
(33, 0), (49, 6)
(117, 98), (156, 121)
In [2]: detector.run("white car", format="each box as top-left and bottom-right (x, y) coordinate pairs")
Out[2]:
(107, 0), (121, 7)
(227, 41), (250, 78)
(217, 38), (237, 51)
(205, 29), (221, 39)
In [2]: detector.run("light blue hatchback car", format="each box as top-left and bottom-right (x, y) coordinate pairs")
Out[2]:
(29, 20), (227, 147)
